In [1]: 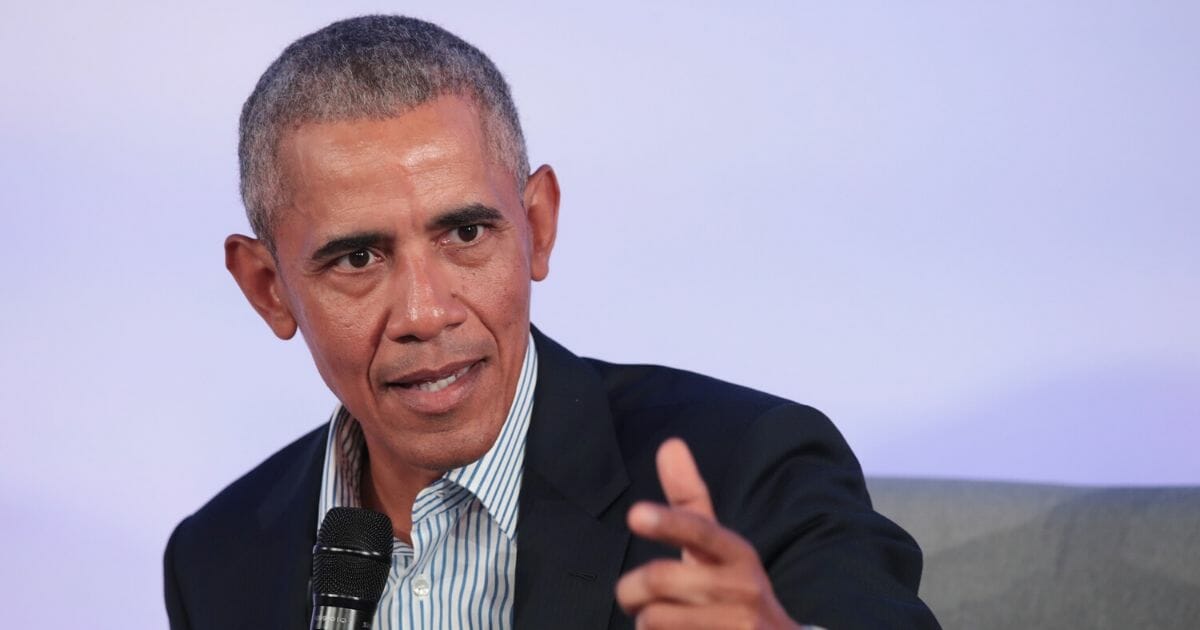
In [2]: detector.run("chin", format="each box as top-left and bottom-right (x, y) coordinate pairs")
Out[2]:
(393, 417), (502, 469)
(409, 437), (494, 472)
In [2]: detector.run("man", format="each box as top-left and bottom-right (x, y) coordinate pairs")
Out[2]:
(164, 15), (939, 629)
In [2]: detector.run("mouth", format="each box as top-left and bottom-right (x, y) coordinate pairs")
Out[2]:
(382, 358), (485, 415)
(393, 362), (475, 393)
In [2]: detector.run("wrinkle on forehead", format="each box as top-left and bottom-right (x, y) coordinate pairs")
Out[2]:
(278, 98), (494, 215)
(286, 99), (487, 177)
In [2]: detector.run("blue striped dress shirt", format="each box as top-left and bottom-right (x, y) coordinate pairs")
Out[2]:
(317, 334), (538, 629)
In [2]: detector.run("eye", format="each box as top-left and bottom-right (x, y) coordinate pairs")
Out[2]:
(332, 248), (381, 270)
(447, 224), (487, 244)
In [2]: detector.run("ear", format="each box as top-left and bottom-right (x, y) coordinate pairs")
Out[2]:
(523, 164), (560, 282)
(224, 234), (298, 340)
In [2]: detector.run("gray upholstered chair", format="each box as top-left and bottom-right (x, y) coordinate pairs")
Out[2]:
(866, 478), (1200, 629)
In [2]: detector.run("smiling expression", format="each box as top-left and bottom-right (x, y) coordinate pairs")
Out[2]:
(259, 96), (557, 476)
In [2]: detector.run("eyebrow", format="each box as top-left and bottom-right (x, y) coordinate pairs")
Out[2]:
(310, 231), (391, 262)
(429, 203), (506, 231)
(307, 204), (506, 262)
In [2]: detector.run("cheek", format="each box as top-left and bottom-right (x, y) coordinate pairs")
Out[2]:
(463, 256), (531, 323)
(297, 290), (387, 382)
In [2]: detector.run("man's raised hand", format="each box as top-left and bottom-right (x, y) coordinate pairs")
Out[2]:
(614, 438), (803, 629)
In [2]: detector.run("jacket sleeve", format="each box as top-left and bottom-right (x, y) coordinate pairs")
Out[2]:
(716, 403), (941, 629)
(163, 519), (192, 630)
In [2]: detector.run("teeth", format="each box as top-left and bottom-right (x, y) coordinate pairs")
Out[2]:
(413, 365), (471, 393)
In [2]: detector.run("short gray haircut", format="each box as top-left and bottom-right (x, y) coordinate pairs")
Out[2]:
(238, 15), (530, 249)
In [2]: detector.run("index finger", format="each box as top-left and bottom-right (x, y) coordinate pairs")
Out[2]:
(628, 502), (755, 565)
(656, 438), (715, 520)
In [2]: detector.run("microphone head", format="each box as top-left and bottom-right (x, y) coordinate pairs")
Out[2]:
(312, 507), (393, 603)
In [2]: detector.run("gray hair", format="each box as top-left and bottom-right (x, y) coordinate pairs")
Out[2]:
(238, 15), (530, 249)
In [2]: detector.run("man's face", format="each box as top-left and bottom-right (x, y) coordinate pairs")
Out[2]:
(260, 96), (556, 475)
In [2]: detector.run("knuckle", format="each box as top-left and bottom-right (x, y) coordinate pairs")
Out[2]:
(637, 606), (668, 630)
(694, 520), (721, 548)
(737, 582), (762, 602)
(721, 574), (761, 602)
(642, 560), (675, 593)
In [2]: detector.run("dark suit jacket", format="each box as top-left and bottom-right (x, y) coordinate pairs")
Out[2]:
(165, 329), (939, 628)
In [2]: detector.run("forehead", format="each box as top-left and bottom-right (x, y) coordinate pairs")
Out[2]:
(273, 97), (516, 239)
(281, 96), (491, 194)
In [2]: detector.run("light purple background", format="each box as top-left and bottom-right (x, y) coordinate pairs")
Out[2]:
(2, 2), (1197, 627)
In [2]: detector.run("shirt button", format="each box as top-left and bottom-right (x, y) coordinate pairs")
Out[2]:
(412, 574), (431, 599)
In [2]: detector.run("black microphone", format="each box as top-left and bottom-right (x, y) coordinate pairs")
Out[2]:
(310, 507), (393, 630)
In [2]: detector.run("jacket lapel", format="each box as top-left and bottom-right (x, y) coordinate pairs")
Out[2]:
(255, 425), (327, 630)
(515, 329), (632, 629)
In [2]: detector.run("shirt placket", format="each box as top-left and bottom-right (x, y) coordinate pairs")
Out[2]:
(379, 478), (471, 629)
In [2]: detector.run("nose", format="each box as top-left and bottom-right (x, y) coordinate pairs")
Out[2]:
(383, 253), (468, 342)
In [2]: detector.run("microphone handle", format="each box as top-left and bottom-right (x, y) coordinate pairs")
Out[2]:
(310, 594), (376, 630)
(311, 605), (373, 630)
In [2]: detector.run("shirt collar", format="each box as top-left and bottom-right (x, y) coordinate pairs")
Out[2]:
(317, 332), (538, 541)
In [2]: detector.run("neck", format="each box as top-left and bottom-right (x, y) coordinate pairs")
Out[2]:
(360, 446), (443, 545)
